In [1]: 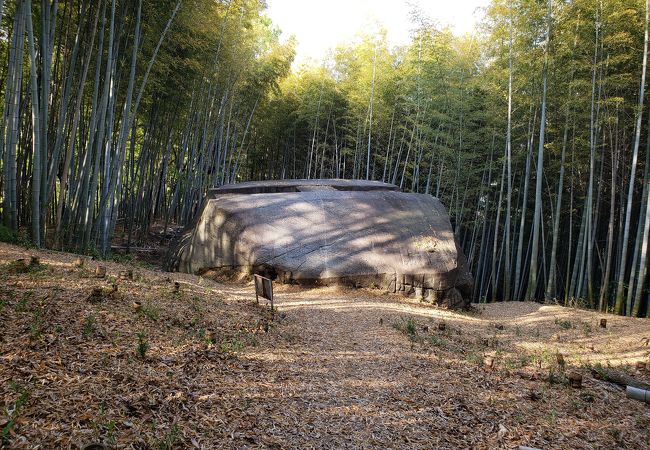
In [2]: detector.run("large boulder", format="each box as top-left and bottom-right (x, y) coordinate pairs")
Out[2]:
(167, 179), (473, 309)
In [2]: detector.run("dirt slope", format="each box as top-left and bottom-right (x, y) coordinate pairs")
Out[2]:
(1, 243), (649, 449)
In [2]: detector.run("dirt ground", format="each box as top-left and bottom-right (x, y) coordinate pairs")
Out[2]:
(1, 242), (649, 449)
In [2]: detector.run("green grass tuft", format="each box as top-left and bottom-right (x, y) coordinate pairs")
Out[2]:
(136, 331), (150, 358)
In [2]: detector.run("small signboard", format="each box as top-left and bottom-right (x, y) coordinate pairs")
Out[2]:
(254, 274), (274, 314)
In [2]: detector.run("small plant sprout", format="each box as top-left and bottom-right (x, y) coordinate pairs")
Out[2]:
(554, 317), (573, 330)
(2, 382), (29, 443)
(392, 317), (419, 342)
(139, 304), (160, 322)
(136, 332), (150, 359)
(29, 307), (44, 341)
(405, 318), (417, 336)
(83, 314), (96, 337)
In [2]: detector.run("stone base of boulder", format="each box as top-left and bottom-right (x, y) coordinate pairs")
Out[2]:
(199, 263), (471, 309)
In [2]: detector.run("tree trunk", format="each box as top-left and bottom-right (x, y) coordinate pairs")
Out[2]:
(614, 0), (648, 315)
(526, 0), (552, 300)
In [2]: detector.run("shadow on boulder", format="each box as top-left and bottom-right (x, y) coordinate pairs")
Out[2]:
(166, 179), (473, 309)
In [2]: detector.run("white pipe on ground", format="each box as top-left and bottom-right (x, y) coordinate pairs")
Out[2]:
(626, 385), (650, 403)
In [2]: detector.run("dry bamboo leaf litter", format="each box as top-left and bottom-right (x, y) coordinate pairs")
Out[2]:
(0, 243), (649, 449)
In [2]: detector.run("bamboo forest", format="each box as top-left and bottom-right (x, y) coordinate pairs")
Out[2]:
(2, 0), (650, 315)
(4, 1), (650, 448)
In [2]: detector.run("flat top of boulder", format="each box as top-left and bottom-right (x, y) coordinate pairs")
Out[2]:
(211, 179), (399, 195)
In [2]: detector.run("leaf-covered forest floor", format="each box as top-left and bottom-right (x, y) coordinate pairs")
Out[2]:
(1, 242), (649, 449)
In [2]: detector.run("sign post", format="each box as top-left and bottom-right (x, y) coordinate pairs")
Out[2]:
(254, 274), (274, 318)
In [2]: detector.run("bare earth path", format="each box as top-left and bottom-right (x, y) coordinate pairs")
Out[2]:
(231, 290), (450, 448)
(214, 284), (650, 449)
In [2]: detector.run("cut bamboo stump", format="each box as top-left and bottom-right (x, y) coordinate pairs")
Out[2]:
(118, 270), (133, 280)
(87, 287), (104, 303)
(568, 371), (582, 388)
(95, 266), (106, 278)
(600, 318), (607, 328)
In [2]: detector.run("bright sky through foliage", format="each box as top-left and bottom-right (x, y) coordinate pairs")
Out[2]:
(266, 0), (490, 65)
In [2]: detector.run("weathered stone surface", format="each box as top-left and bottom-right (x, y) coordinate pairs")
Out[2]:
(212, 179), (400, 195)
(167, 179), (473, 309)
